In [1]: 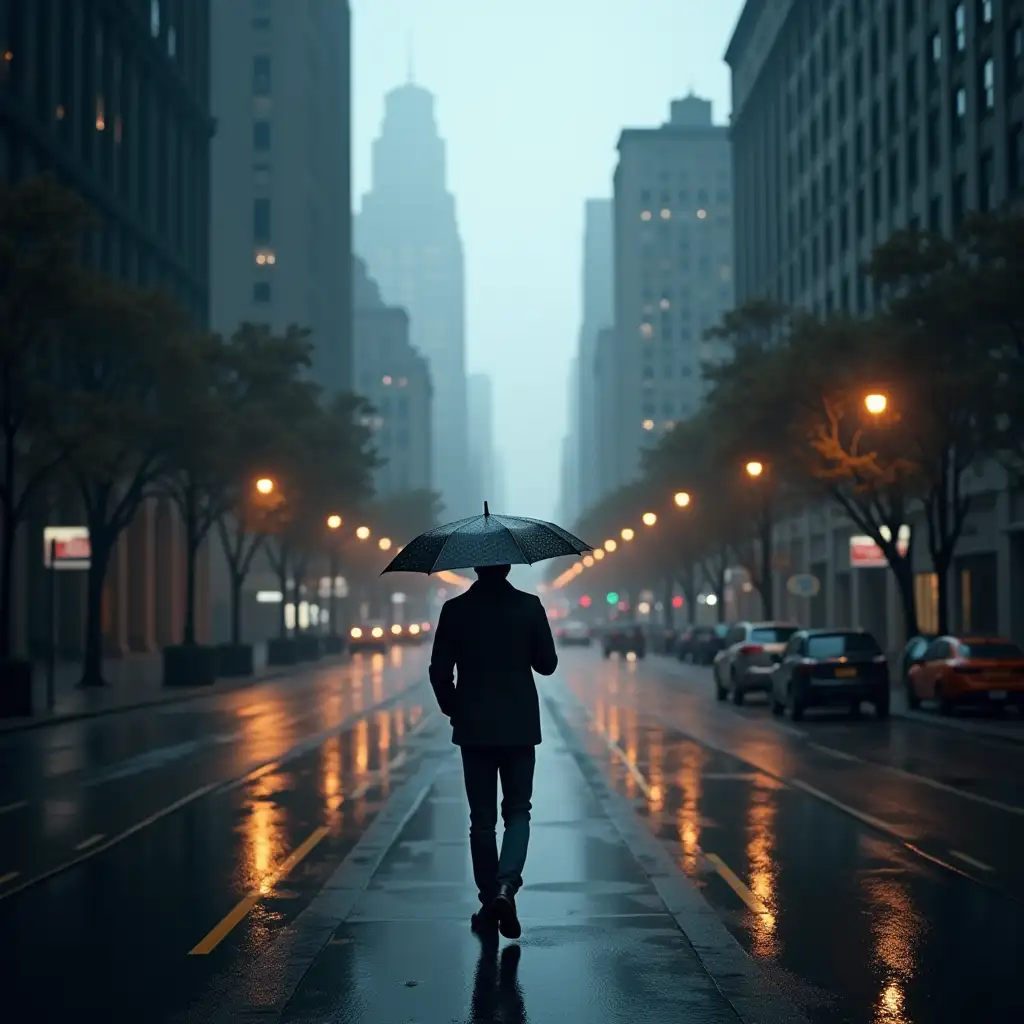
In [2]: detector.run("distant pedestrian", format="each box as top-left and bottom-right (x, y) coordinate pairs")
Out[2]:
(428, 563), (558, 939)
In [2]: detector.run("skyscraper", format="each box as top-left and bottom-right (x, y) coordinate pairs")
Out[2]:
(603, 96), (733, 495)
(356, 80), (471, 519)
(210, 0), (352, 393)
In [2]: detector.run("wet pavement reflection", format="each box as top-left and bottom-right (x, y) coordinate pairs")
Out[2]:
(559, 649), (1024, 1024)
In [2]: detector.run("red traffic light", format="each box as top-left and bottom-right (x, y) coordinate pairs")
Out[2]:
(579, 595), (592, 608)
(671, 595), (684, 609)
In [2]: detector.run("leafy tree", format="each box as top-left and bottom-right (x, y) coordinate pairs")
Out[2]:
(57, 280), (193, 686)
(0, 176), (93, 659)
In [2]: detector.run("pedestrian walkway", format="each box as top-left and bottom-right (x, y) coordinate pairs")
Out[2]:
(0, 644), (277, 732)
(211, 691), (799, 1024)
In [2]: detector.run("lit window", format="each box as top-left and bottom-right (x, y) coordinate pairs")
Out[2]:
(55, 105), (65, 119)
(255, 249), (276, 265)
(982, 58), (994, 109)
(954, 4), (965, 51)
(168, 27), (176, 58)
(640, 323), (653, 338)
(982, 0), (992, 23)
(659, 298), (670, 310)
(955, 86), (966, 117)
(640, 210), (652, 221)
(696, 209), (707, 219)
(253, 282), (271, 303)
(642, 419), (655, 431)
(95, 96), (105, 130)
(150, 0), (160, 38)
(660, 208), (671, 219)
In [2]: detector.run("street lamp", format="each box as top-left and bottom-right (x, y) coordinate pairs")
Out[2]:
(620, 527), (634, 541)
(604, 538), (617, 552)
(674, 491), (691, 508)
(326, 514), (342, 530)
(583, 554), (595, 567)
(325, 515), (342, 636)
(255, 477), (275, 495)
(593, 548), (605, 560)
(355, 526), (370, 540)
(378, 536), (392, 551)
(745, 460), (764, 478)
(864, 392), (888, 416)
(642, 511), (657, 526)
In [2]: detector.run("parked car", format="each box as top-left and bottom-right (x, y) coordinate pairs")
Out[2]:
(603, 623), (646, 659)
(770, 628), (890, 720)
(713, 622), (800, 703)
(677, 624), (729, 665)
(348, 620), (389, 653)
(899, 634), (936, 696)
(556, 619), (592, 646)
(905, 635), (1024, 714)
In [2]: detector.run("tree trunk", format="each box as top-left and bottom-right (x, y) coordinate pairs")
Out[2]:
(293, 554), (309, 632)
(715, 550), (728, 624)
(182, 488), (199, 646)
(328, 550), (338, 635)
(79, 537), (112, 687)
(891, 555), (919, 641)
(663, 575), (674, 630)
(934, 551), (952, 635)
(276, 545), (289, 637)
(0, 501), (15, 661)
(677, 562), (697, 625)
(229, 568), (244, 645)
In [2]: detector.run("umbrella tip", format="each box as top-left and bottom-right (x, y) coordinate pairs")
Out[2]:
(484, 501), (489, 516)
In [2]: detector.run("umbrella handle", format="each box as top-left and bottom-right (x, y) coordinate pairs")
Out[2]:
(484, 501), (489, 516)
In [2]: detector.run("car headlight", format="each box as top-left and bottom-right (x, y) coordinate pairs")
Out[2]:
(371, 627), (384, 638)
(350, 627), (362, 639)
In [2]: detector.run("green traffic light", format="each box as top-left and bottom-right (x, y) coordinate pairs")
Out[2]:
(606, 591), (619, 605)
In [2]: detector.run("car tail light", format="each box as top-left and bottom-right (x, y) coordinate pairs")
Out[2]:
(739, 644), (763, 655)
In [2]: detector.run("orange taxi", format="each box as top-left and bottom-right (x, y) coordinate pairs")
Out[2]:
(906, 635), (1024, 715)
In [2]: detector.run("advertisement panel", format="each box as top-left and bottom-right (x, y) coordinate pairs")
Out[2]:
(849, 525), (910, 568)
(43, 526), (91, 570)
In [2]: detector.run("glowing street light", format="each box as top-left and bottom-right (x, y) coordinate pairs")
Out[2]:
(326, 514), (342, 530)
(864, 392), (888, 415)
(674, 491), (691, 508)
(745, 460), (764, 478)
(255, 477), (275, 495)
(642, 511), (657, 526)
(593, 548), (605, 560)
(583, 554), (595, 567)
(604, 538), (617, 552)
(378, 536), (392, 551)
(355, 525), (370, 540)
(620, 527), (635, 541)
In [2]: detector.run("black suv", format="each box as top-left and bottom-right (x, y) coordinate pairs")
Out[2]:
(603, 624), (646, 659)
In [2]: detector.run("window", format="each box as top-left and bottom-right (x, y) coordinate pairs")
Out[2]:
(905, 0), (916, 30)
(871, 101), (881, 148)
(906, 54), (918, 109)
(253, 198), (271, 242)
(908, 128), (919, 186)
(253, 282), (271, 303)
(981, 57), (994, 111)
(928, 194), (942, 231)
(750, 627), (799, 644)
(150, 0), (160, 38)
(980, 0), (992, 26)
(806, 633), (882, 659)
(253, 55), (271, 96)
(253, 119), (270, 150)
(1013, 23), (1024, 90)
(930, 31), (942, 65)
(855, 187), (865, 237)
(870, 28), (879, 76)
(872, 168), (882, 221)
(854, 53), (864, 96)
(953, 86), (966, 143)
(889, 151), (900, 202)
(888, 80), (899, 128)
(979, 150), (994, 210)
(954, 4), (966, 52)
(928, 106), (941, 165)
(886, 2), (896, 52)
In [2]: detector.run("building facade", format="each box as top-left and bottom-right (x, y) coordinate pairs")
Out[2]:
(559, 356), (580, 524)
(210, 0), (352, 393)
(355, 81), (472, 520)
(606, 96), (734, 496)
(353, 257), (432, 497)
(0, 0), (213, 658)
(726, 0), (1024, 646)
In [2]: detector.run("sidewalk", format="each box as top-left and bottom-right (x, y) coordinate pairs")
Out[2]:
(0, 644), (282, 733)
(206, 695), (798, 1024)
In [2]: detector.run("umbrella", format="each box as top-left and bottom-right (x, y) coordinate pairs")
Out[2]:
(381, 502), (593, 574)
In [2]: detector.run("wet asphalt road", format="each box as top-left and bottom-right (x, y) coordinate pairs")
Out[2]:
(2, 641), (1024, 1023)
(562, 649), (1024, 1024)
(0, 645), (438, 1020)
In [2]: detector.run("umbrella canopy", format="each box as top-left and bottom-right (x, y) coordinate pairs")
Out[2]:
(381, 502), (593, 574)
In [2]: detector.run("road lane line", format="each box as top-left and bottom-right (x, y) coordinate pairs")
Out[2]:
(74, 834), (105, 852)
(807, 742), (860, 762)
(950, 849), (994, 872)
(0, 800), (27, 816)
(189, 826), (331, 955)
(704, 852), (771, 916)
(0, 872), (19, 886)
(605, 737), (653, 799)
(786, 778), (907, 837)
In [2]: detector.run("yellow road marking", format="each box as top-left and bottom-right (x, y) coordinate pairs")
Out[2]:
(74, 834), (105, 851)
(704, 853), (771, 915)
(605, 737), (653, 799)
(189, 825), (330, 955)
(0, 871), (19, 886)
(950, 849), (993, 872)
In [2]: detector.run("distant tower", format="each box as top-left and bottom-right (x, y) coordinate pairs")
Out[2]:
(356, 83), (472, 518)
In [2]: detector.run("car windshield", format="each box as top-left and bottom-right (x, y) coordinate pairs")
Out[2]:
(960, 640), (1024, 660)
(807, 633), (882, 659)
(750, 626), (798, 643)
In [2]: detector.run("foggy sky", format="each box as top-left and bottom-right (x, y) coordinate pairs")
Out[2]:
(352, 0), (744, 522)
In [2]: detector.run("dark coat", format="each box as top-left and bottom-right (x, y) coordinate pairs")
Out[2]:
(428, 578), (557, 747)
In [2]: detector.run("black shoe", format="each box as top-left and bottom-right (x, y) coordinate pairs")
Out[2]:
(491, 883), (521, 939)
(471, 905), (498, 936)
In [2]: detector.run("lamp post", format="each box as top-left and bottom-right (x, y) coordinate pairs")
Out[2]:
(744, 460), (774, 618)
(326, 514), (342, 637)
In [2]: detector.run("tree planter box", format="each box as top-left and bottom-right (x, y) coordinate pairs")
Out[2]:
(267, 637), (298, 666)
(217, 643), (254, 678)
(294, 635), (322, 662)
(163, 644), (219, 688)
(322, 635), (345, 655)
(0, 659), (33, 718)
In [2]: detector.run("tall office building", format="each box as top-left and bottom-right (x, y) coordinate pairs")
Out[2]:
(356, 80), (472, 519)
(576, 199), (614, 516)
(0, 0), (212, 657)
(353, 257), (432, 496)
(558, 356), (581, 524)
(210, 0), (352, 393)
(467, 373), (497, 513)
(603, 96), (734, 495)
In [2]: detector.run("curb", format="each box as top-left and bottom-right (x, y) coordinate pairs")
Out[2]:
(543, 689), (810, 1024)
(0, 658), (343, 735)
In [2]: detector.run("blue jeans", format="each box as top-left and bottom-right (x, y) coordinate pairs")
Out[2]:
(460, 746), (535, 904)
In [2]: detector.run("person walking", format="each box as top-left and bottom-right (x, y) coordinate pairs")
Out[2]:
(428, 563), (558, 939)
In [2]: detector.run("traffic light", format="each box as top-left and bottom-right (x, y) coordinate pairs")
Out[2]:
(579, 595), (592, 608)
(671, 595), (684, 609)
(606, 591), (619, 605)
